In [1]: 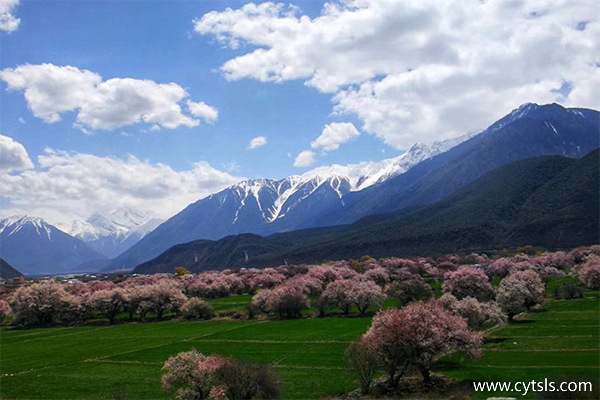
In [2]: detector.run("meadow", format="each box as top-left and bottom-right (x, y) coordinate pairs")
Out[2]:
(1, 288), (598, 400)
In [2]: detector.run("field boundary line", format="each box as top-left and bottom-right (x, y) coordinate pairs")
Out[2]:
(484, 349), (599, 352)
(91, 321), (268, 362)
(189, 339), (353, 344)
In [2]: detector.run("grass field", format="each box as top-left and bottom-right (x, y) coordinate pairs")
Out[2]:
(1, 291), (598, 399)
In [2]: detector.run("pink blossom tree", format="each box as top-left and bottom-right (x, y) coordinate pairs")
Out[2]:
(0, 299), (12, 323)
(181, 297), (214, 320)
(351, 279), (386, 315)
(439, 294), (506, 330)
(161, 350), (215, 400)
(319, 280), (357, 315)
(89, 287), (128, 324)
(579, 263), (600, 290)
(386, 271), (433, 306)
(162, 350), (280, 400)
(442, 266), (495, 301)
(264, 285), (310, 319)
(11, 281), (68, 325)
(363, 300), (482, 387)
(497, 270), (545, 320)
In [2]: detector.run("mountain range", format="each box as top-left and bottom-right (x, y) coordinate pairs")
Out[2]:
(1, 102), (598, 276)
(134, 149), (600, 274)
(65, 208), (163, 258)
(0, 216), (108, 276)
(110, 102), (600, 272)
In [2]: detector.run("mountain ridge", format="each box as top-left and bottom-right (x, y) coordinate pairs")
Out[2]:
(133, 149), (600, 274)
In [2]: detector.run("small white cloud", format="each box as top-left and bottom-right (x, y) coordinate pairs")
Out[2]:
(0, 63), (218, 132)
(0, 134), (34, 172)
(18, 117), (25, 124)
(0, 0), (20, 33)
(293, 150), (316, 168)
(248, 135), (267, 149)
(311, 122), (360, 152)
(187, 100), (219, 124)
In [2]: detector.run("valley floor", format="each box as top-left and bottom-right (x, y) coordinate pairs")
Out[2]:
(1, 291), (598, 399)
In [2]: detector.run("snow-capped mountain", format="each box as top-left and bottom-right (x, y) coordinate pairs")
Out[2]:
(0, 215), (107, 276)
(107, 134), (474, 271)
(110, 103), (599, 272)
(66, 208), (163, 258)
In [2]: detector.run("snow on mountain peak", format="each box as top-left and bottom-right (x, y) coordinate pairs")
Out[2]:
(0, 215), (54, 240)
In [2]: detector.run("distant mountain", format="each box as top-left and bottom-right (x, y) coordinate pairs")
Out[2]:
(66, 208), (163, 258)
(330, 103), (599, 224)
(0, 216), (108, 276)
(0, 258), (24, 279)
(107, 134), (473, 271)
(134, 150), (600, 273)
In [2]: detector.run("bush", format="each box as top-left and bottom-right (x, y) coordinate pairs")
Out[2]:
(162, 350), (281, 400)
(181, 298), (214, 320)
(346, 340), (380, 394)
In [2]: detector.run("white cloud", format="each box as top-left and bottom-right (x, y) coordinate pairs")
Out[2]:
(0, 140), (242, 224)
(0, 0), (20, 33)
(311, 122), (359, 152)
(0, 134), (33, 172)
(293, 150), (316, 168)
(0, 63), (219, 131)
(248, 135), (267, 149)
(196, 0), (600, 149)
(187, 100), (219, 124)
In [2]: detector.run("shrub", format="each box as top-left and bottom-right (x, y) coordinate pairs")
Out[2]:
(346, 340), (380, 394)
(181, 298), (214, 320)
(161, 350), (281, 400)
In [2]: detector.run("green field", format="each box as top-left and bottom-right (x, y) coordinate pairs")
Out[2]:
(1, 293), (598, 399)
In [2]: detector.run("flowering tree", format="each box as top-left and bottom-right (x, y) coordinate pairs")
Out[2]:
(162, 350), (280, 400)
(137, 280), (187, 320)
(162, 350), (215, 400)
(442, 266), (495, 301)
(181, 297), (214, 320)
(11, 281), (68, 325)
(364, 267), (390, 287)
(363, 300), (482, 387)
(579, 263), (600, 290)
(264, 285), (310, 319)
(439, 294), (506, 330)
(386, 272), (433, 306)
(352, 279), (386, 315)
(496, 270), (545, 320)
(319, 280), (356, 315)
(89, 287), (128, 324)
(0, 299), (12, 323)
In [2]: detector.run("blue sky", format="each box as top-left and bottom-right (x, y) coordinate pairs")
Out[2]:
(0, 0), (598, 225)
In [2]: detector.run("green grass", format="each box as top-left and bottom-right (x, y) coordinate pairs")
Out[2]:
(0, 317), (369, 399)
(437, 290), (600, 399)
(1, 290), (598, 399)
